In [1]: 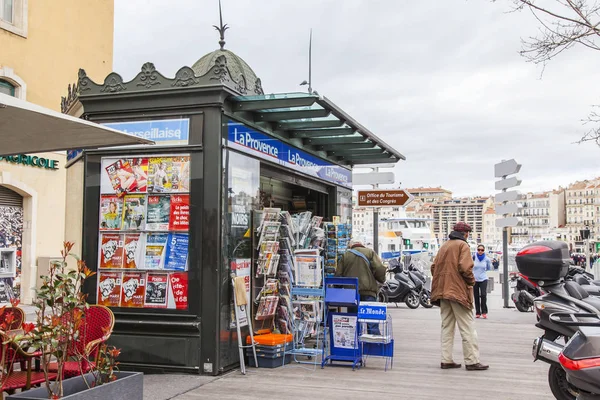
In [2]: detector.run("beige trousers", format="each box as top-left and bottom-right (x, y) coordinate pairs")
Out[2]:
(440, 299), (480, 365)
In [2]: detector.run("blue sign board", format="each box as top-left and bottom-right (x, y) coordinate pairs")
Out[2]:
(227, 121), (352, 188)
(103, 118), (189, 145)
(66, 118), (190, 161)
(357, 302), (387, 321)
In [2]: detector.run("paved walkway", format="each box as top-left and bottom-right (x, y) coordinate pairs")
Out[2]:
(143, 286), (552, 400)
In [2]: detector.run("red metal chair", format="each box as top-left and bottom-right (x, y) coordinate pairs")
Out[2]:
(47, 305), (115, 378)
(0, 332), (58, 399)
(0, 307), (24, 332)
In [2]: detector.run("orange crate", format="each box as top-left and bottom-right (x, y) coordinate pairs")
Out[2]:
(246, 333), (293, 346)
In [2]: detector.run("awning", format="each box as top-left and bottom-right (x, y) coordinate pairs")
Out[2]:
(229, 92), (405, 166)
(0, 93), (153, 156)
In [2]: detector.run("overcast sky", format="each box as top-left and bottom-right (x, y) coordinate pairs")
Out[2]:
(113, 0), (600, 197)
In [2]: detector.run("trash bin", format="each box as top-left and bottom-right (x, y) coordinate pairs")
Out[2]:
(487, 277), (494, 294)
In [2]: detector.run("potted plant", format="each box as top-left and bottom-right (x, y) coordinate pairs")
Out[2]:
(6, 242), (143, 399)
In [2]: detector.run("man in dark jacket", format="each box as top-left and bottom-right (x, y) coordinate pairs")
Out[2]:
(336, 239), (386, 334)
(431, 222), (489, 371)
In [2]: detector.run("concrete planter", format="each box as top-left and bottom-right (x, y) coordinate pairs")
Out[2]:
(7, 371), (143, 400)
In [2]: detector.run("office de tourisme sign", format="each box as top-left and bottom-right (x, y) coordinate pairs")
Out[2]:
(357, 189), (412, 207)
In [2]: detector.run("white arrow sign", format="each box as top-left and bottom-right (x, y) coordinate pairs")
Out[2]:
(495, 217), (522, 228)
(494, 159), (522, 178)
(495, 176), (522, 191)
(495, 190), (520, 203)
(495, 203), (521, 215)
(352, 171), (395, 186)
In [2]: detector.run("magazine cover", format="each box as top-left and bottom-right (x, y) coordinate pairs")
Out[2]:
(168, 194), (190, 231)
(125, 157), (149, 193)
(256, 296), (279, 320)
(121, 194), (147, 230)
(105, 158), (137, 196)
(145, 233), (168, 269)
(99, 233), (124, 268)
(169, 272), (188, 310)
(147, 156), (190, 193)
(294, 254), (322, 287)
(124, 233), (145, 269)
(97, 271), (122, 307)
(99, 195), (123, 230)
(144, 273), (169, 308)
(120, 271), (146, 308)
(146, 195), (171, 231)
(164, 233), (189, 271)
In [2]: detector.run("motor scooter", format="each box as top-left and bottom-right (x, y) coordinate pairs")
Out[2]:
(378, 259), (420, 309)
(509, 271), (544, 312)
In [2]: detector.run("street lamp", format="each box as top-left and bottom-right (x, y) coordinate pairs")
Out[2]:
(581, 226), (591, 269)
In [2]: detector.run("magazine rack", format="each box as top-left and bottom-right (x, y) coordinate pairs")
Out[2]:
(321, 277), (362, 370)
(358, 302), (394, 371)
(284, 252), (325, 367)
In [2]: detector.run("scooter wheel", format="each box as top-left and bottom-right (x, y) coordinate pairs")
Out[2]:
(377, 290), (388, 303)
(405, 292), (420, 309)
(548, 364), (577, 400)
(420, 291), (433, 309)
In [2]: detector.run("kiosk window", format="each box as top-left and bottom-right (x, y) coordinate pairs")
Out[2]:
(96, 154), (191, 310)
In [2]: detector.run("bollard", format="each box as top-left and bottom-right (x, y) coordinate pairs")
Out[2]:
(487, 277), (494, 294)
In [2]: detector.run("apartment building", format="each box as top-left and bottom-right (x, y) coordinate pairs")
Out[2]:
(431, 197), (493, 243)
(510, 190), (566, 246)
(482, 207), (502, 250)
(565, 179), (600, 252)
(406, 187), (453, 204)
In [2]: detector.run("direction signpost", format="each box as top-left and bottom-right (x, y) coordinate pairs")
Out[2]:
(494, 159), (522, 308)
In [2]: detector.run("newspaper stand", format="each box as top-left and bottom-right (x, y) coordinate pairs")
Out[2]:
(321, 277), (362, 370)
(358, 302), (394, 371)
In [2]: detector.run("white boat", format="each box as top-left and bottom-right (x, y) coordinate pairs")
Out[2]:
(378, 217), (438, 260)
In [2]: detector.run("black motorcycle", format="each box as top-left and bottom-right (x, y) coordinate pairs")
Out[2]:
(407, 262), (433, 309)
(378, 259), (420, 309)
(509, 271), (544, 312)
(516, 241), (600, 400)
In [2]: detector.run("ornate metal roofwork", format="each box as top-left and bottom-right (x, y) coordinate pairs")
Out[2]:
(228, 92), (405, 166)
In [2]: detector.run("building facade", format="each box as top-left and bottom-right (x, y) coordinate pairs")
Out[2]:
(565, 179), (599, 252)
(431, 197), (493, 244)
(509, 191), (566, 246)
(406, 187), (452, 204)
(0, 0), (114, 303)
(482, 207), (502, 251)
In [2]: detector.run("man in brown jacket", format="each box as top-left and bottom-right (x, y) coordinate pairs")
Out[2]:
(430, 222), (489, 371)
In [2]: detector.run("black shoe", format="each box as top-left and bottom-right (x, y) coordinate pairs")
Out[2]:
(440, 362), (461, 369)
(466, 363), (489, 371)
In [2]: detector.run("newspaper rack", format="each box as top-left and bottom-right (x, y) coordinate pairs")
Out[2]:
(321, 277), (362, 370)
(358, 302), (394, 371)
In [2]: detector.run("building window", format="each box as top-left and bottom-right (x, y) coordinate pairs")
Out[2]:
(0, 0), (26, 37)
(0, 79), (14, 96)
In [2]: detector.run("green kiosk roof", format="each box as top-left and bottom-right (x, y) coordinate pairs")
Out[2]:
(229, 92), (405, 166)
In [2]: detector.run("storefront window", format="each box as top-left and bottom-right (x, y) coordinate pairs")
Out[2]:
(337, 187), (352, 224)
(96, 154), (190, 310)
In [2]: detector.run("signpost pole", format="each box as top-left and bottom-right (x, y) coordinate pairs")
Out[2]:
(373, 168), (379, 255)
(502, 227), (509, 308)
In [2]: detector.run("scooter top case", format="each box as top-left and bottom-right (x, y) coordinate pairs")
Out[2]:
(560, 326), (600, 395)
(516, 241), (570, 283)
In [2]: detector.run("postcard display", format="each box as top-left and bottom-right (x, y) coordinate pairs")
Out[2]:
(253, 209), (326, 362)
(97, 155), (190, 310)
(324, 222), (351, 278)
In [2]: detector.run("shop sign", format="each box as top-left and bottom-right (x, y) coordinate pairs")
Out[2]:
(104, 119), (189, 145)
(227, 121), (352, 189)
(357, 301), (387, 321)
(0, 154), (59, 170)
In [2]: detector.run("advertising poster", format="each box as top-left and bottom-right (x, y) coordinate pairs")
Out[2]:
(97, 271), (122, 307)
(144, 273), (169, 308)
(146, 195), (171, 231)
(121, 194), (147, 230)
(169, 272), (188, 310)
(104, 159), (137, 197)
(164, 233), (188, 271)
(99, 233), (124, 268)
(332, 315), (357, 349)
(147, 156), (190, 193)
(168, 194), (190, 231)
(123, 233), (145, 269)
(121, 271), (146, 308)
(145, 233), (168, 269)
(99, 195), (123, 230)
(230, 258), (251, 328)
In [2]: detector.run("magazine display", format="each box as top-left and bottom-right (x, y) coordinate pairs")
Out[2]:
(146, 195), (171, 231)
(97, 271), (122, 307)
(99, 195), (123, 230)
(99, 233), (124, 268)
(144, 273), (169, 308)
(294, 252), (322, 287)
(120, 271), (146, 308)
(148, 156), (190, 193)
(97, 153), (191, 311)
(122, 194), (147, 230)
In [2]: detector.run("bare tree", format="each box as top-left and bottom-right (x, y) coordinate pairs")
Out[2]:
(503, 0), (600, 144)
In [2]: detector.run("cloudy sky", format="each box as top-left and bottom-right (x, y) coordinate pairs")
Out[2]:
(113, 0), (600, 197)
